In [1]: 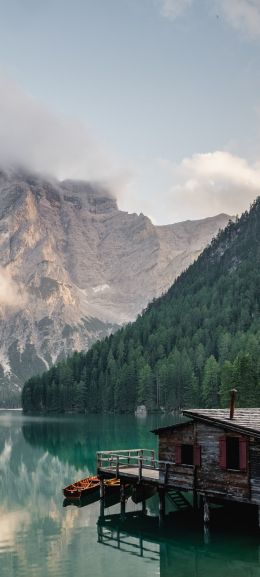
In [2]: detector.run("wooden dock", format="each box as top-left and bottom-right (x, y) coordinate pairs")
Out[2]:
(97, 448), (190, 523)
(97, 448), (194, 492)
(97, 448), (167, 485)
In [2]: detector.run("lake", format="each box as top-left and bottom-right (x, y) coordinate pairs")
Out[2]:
(1, 411), (260, 577)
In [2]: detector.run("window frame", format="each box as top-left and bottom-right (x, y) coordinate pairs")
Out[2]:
(175, 443), (201, 467)
(219, 434), (247, 472)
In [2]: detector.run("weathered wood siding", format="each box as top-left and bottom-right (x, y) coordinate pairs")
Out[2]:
(158, 421), (251, 501)
(196, 422), (249, 501)
(249, 438), (260, 504)
(158, 423), (195, 490)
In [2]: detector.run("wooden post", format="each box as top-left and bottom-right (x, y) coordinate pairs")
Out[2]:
(142, 499), (146, 514)
(120, 482), (126, 518)
(164, 463), (169, 486)
(203, 495), (210, 544)
(116, 456), (119, 478)
(139, 457), (143, 481)
(97, 523), (102, 543)
(100, 479), (105, 499)
(203, 495), (210, 524)
(159, 489), (165, 527)
(100, 479), (105, 518)
(193, 490), (198, 512)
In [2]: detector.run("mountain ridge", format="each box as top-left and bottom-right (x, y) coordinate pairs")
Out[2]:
(0, 167), (231, 403)
(22, 197), (260, 414)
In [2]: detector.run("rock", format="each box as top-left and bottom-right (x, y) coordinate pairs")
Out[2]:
(135, 405), (147, 417)
(0, 167), (231, 397)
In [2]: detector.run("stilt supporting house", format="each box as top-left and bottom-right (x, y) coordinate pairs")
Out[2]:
(99, 479), (105, 517)
(203, 495), (210, 525)
(193, 490), (198, 511)
(97, 401), (260, 529)
(120, 482), (126, 518)
(159, 489), (165, 526)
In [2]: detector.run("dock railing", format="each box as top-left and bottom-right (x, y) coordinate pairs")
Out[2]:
(97, 449), (174, 483)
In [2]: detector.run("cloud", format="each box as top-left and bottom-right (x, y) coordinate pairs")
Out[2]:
(157, 0), (260, 38)
(164, 151), (260, 221)
(158, 0), (193, 20)
(216, 0), (260, 38)
(0, 72), (121, 183)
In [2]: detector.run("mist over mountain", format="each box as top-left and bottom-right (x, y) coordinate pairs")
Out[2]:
(0, 167), (230, 403)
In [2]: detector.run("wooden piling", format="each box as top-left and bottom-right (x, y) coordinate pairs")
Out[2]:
(120, 482), (126, 518)
(99, 479), (105, 517)
(159, 489), (165, 526)
(193, 490), (198, 511)
(203, 495), (210, 525)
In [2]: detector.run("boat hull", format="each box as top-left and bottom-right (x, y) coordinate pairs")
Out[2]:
(63, 476), (120, 501)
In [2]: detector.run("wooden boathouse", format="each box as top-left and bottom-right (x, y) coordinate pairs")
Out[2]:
(97, 399), (260, 526)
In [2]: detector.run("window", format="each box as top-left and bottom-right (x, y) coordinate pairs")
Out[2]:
(175, 443), (201, 466)
(219, 435), (247, 471)
(226, 436), (240, 470)
(181, 444), (193, 465)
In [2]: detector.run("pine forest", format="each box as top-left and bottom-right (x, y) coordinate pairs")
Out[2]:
(22, 198), (260, 414)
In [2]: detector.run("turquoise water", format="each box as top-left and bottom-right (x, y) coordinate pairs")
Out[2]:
(1, 411), (260, 577)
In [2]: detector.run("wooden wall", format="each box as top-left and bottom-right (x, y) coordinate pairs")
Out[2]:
(158, 423), (195, 490)
(196, 423), (249, 501)
(249, 438), (260, 504)
(158, 421), (252, 502)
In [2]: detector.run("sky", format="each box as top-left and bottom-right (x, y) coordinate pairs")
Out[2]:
(0, 0), (260, 223)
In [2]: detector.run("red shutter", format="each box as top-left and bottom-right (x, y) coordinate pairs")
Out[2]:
(219, 436), (227, 469)
(175, 444), (181, 464)
(239, 438), (247, 471)
(193, 444), (201, 466)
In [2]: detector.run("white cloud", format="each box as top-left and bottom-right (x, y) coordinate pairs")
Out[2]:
(164, 151), (260, 221)
(118, 151), (260, 224)
(0, 72), (122, 183)
(215, 0), (260, 38)
(158, 0), (193, 19)
(157, 0), (260, 38)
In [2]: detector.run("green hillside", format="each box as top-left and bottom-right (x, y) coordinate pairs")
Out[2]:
(22, 198), (260, 413)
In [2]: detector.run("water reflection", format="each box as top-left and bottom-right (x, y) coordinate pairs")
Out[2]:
(21, 413), (166, 470)
(97, 510), (260, 577)
(0, 411), (260, 577)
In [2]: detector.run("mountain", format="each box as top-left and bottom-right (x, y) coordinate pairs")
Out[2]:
(0, 167), (230, 403)
(22, 197), (260, 414)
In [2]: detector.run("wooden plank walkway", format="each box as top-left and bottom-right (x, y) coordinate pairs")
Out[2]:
(99, 466), (160, 483)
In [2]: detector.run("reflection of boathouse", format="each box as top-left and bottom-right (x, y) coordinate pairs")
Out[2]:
(97, 510), (260, 577)
(97, 400), (260, 526)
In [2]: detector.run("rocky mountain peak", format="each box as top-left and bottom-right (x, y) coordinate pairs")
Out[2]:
(0, 169), (232, 403)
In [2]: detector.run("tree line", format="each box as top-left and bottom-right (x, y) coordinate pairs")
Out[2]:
(22, 198), (260, 413)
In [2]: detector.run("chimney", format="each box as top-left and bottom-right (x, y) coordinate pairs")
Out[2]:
(229, 388), (237, 419)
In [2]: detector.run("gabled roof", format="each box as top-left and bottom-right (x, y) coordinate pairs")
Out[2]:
(153, 408), (260, 439)
(152, 419), (191, 435)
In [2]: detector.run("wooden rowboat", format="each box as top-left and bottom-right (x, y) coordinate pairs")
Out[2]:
(63, 476), (120, 500)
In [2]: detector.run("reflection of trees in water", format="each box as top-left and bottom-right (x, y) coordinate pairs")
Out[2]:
(22, 414), (166, 472)
(2, 415), (260, 577)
